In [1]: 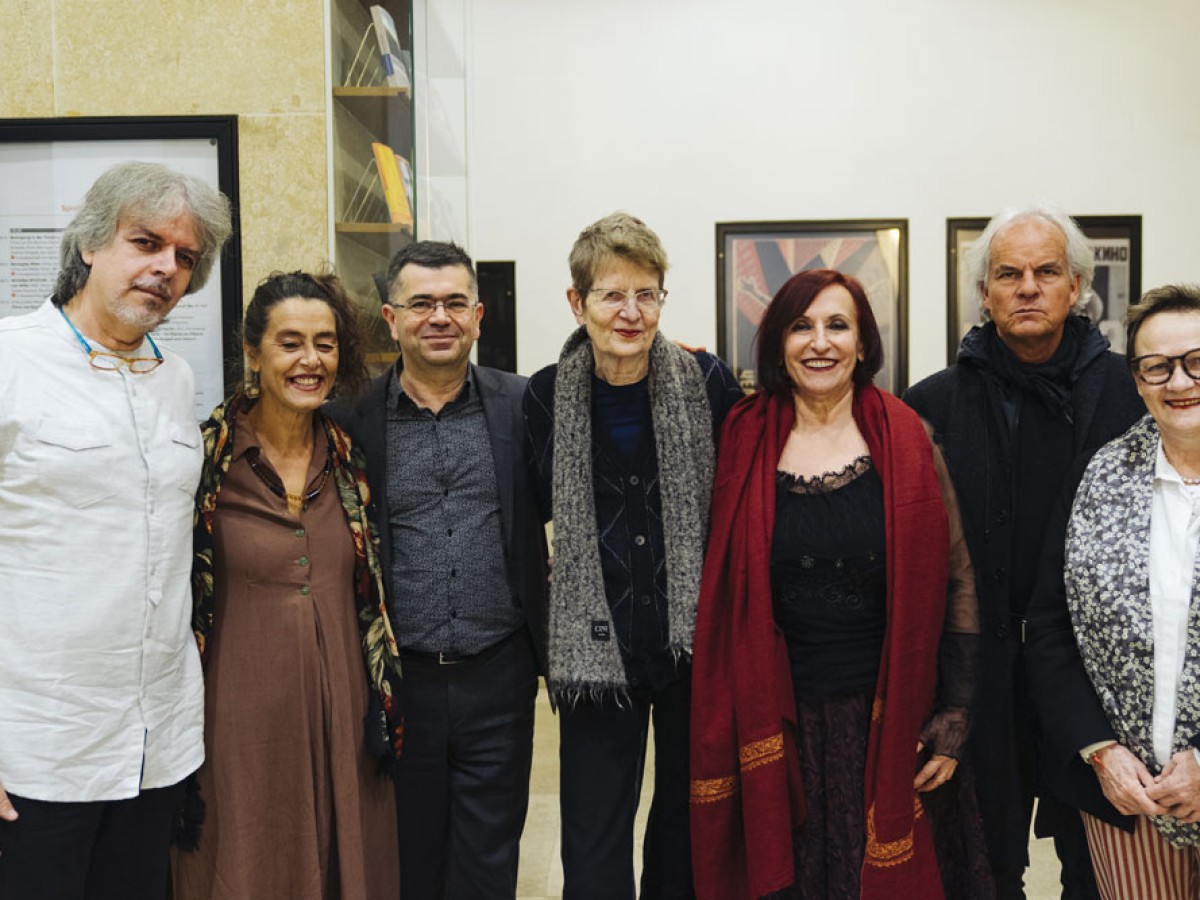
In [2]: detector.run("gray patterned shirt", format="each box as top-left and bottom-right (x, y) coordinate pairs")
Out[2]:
(385, 369), (521, 655)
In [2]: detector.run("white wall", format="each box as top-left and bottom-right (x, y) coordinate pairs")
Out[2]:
(466, 0), (1200, 384)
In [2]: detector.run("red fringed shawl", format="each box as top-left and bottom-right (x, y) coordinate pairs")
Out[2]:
(690, 385), (949, 899)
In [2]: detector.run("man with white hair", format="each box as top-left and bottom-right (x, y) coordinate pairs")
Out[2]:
(0, 161), (232, 899)
(904, 205), (1144, 898)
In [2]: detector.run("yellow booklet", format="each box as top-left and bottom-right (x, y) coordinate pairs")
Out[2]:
(371, 142), (413, 226)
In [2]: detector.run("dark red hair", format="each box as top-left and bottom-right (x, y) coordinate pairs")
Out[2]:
(755, 268), (883, 397)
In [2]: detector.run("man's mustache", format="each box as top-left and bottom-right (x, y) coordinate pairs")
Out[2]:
(130, 277), (172, 301)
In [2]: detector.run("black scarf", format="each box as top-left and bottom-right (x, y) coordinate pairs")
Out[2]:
(983, 315), (1093, 424)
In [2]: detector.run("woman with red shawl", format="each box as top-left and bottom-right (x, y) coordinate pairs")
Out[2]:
(690, 269), (991, 899)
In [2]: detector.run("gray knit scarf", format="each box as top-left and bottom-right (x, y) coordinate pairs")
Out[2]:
(549, 327), (715, 704)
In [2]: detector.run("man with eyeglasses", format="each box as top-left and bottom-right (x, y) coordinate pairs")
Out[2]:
(0, 161), (232, 899)
(904, 204), (1144, 899)
(328, 240), (548, 899)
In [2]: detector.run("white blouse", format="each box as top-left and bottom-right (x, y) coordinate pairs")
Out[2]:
(1148, 439), (1200, 767)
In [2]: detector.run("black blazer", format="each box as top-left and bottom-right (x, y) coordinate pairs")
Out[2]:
(1024, 453), (1137, 833)
(328, 364), (550, 674)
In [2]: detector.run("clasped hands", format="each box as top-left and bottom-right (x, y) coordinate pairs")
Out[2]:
(1092, 743), (1200, 822)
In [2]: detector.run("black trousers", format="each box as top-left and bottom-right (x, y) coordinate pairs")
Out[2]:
(558, 675), (694, 900)
(395, 629), (538, 900)
(0, 779), (185, 900)
(992, 663), (1099, 900)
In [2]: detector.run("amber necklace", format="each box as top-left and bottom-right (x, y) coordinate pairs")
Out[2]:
(246, 442), (334, 514)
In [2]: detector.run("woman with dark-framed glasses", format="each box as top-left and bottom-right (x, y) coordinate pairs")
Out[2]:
(172, 271), (402, 899)
(1027, 284), (1200, 898)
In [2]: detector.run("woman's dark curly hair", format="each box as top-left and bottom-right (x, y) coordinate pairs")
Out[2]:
(241, 270), (369, 399)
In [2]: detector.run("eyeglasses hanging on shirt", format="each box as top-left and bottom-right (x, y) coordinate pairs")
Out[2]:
(58, 306), (164, 374)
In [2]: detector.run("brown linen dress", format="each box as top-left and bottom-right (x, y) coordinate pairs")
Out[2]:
(173, 412), (399, 899)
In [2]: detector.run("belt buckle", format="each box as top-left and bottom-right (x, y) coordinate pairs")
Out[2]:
(437, 651), (462, 665)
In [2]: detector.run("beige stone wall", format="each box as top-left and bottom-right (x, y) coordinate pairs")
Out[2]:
(0, 0), (331, 304)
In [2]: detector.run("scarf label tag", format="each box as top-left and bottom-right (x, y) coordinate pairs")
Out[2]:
(590, 620), (610, 642)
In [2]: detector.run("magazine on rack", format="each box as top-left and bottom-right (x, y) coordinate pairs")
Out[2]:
(370, 6), (411, 90)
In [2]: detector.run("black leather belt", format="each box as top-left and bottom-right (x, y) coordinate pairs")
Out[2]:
(401, 649), (470, 665)
(399, 629), (522, 667)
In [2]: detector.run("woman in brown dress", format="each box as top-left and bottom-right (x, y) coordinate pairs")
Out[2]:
(173, 271), (403, 899)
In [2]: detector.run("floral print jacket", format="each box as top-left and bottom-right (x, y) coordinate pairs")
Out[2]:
(1065, 414), (1200, 847)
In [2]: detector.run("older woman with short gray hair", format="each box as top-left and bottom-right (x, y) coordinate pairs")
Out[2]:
(524, 212), (743, 899)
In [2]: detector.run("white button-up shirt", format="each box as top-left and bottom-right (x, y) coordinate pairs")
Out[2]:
(1149, 440), (1200, 767)
(0, 300), (205, 802)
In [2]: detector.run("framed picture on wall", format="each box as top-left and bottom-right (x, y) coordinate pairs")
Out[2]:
(946, 215), (1142, 364)
(0, 116), (242, 419)
(716, 219), (908, 394)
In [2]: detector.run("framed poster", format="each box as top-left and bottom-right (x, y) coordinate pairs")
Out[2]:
(946, 215), (1141, 363)
(0, 116), (242, 419)
(716, 219), (908, 394)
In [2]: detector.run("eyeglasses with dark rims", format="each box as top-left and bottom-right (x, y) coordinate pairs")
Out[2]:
(1129, 348), (1200, 385)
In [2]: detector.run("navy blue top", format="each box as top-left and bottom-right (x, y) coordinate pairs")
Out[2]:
(592, 375), (650, 461)
(524, 350), (743, 691)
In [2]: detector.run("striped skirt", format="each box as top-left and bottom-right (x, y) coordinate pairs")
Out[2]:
(1082, 812), (1200, 898)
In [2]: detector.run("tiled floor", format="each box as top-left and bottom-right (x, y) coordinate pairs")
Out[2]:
(518, 686), (1063, 899)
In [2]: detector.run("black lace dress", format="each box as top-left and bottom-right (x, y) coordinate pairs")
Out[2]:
(768, 457), (993, 900)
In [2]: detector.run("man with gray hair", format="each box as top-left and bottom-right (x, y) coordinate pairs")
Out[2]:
(0, 161), (232, 899)
(904, 205), (1144, 898)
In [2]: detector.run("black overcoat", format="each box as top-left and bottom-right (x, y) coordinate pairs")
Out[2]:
(903, 325), (1144, 869)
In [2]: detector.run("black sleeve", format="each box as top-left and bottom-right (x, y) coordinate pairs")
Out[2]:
(1024, 456), (1118, 765)
(699, 352), (746, 445)
(323, 397), (354, 438)
(918, 435), (980, 759)
(521, 368), (555, 524)
(900, 378), (933, 423)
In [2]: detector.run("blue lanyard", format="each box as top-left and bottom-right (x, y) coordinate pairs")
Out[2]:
(57, 305), (163, 365)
